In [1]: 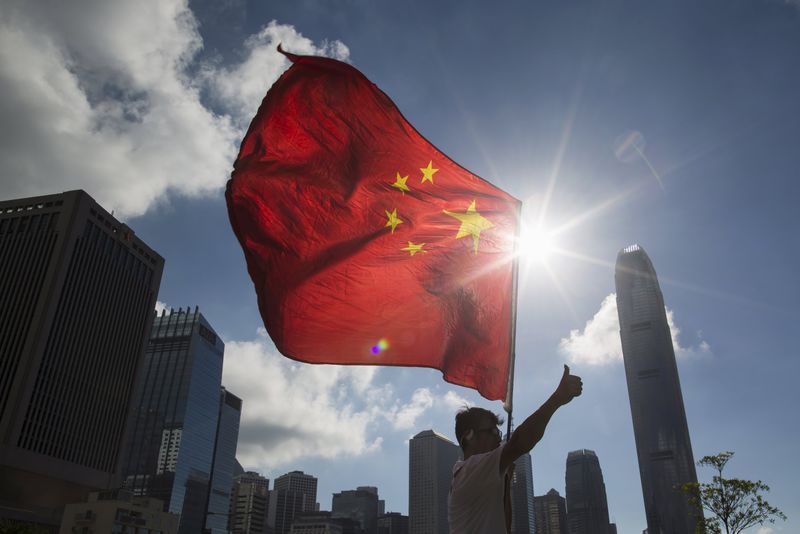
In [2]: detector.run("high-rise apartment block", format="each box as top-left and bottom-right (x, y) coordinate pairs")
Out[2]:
(534, 489), (568, 534)
(408, 429), (460, 534)
(121, 307), (239, 534)
(269, 471), (319, 534)
(565, 449), (612, 534)
(0, 190), (163, 528)
(615, 245), (700, 534)
(269, 490), (306, 534)
(510, 452), (535, 534)
(273, 471), (319, 513)
(230, 471), (270, 534)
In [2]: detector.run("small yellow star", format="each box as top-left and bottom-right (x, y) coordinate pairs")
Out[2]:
(420, 161), (438, 184)
(401, 241), (426, 256)
(391, 172), (410, 194)
(443, 199), (494, 254)
(385, 208), (403, 233)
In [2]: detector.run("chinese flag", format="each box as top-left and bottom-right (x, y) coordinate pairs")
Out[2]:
(226, 48), (520, 401)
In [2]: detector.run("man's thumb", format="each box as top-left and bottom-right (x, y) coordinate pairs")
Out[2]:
(563, 364), (570, 377)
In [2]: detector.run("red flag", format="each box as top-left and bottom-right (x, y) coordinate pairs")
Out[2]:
(226, 48), (520, 401)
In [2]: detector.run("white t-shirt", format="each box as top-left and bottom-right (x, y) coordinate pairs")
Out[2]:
(448, 443), (506, 534)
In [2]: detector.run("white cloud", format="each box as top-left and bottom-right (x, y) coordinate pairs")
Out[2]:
(222, 329), (468, 468)
(0, 1), (348, 218)
(154, 300), (169, 315)
(558, 293), (712, 365)
(441, 390), (473, 412)
(203, 20), (349, 127)
(386, 388), (435, 430)
(756, 527), (774, 534)
(222, 330), (382, 469)
(559, 294), (623, 366)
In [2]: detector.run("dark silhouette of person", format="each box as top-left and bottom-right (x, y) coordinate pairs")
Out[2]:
(449, 365), (583, 533)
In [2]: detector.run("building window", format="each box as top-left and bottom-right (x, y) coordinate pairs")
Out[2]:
(637, 368), (659, 379)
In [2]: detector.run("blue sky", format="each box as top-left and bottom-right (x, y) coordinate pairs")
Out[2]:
(1, 1), (798, 532)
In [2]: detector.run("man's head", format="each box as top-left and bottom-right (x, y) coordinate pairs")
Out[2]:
(455, 406), (504, 456)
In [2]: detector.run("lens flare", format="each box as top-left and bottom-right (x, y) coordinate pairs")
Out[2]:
(371, 338), (389, 355)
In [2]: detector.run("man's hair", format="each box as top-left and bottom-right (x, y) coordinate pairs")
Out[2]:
(454, 406), (504, 451)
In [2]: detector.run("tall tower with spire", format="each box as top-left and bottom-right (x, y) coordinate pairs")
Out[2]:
(615, 244), (700, 534)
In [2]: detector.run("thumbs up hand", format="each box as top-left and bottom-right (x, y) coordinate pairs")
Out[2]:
(554, 365), (583, 406)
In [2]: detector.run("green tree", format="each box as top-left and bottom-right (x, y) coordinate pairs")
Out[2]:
(681, 451), (786, 534)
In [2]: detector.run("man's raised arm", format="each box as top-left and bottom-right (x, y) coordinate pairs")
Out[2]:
(499, 365), (583, 474)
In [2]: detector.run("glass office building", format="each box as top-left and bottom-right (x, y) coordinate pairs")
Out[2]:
(510, 452), (535, 534)
(408, 430), (460, 534)
(121, 307), (227, 534)
(565, 449), (612, 534)
(332, 488), (379, 534)
(205, 387), (242, 533)
(615, 245), (699, 534)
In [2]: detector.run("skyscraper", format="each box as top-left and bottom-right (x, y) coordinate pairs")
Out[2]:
(121, 307), (231, 534)
(205, 388), (242, 533)
(269, 471), (319, 534)
(0, 190), (164, 528)
(274, 471), (319, 513)
(510, 452), (535, 534)
(332, 487), (379, 534)
(615, 244), (700, 534)
(408, 429), (460, 534)
(230, 472), (270, 534)
(268, 489), (306, 534)
(565, 449), (612, 534)
(534, 489), (568, 534)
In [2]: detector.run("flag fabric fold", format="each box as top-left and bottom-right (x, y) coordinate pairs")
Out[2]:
(226, 48), (520, 401)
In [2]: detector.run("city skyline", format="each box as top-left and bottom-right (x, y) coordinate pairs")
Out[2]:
(1, 1), (799, 532)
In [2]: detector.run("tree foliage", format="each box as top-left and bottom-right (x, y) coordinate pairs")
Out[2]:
(681, 451), (786, 534)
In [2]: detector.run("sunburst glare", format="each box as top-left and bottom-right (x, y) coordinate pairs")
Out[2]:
(518, 225), (555, 264)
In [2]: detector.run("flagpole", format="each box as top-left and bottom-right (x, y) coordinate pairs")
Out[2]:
(503, 203), (522, 440)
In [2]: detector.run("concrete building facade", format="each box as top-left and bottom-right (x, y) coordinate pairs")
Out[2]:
(59, 489), (178, 534)
(230, 472), (270, 533)
(0, 190), (164, 529)
(534, 489), (568, 534)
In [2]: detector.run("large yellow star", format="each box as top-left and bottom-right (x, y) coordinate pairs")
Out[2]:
(391, 172), (410, 194)
(385, 208), (403, 233)
(443, 199), (494, 254)
(402, 241), (426, 256)
(420, 161), (438, 184)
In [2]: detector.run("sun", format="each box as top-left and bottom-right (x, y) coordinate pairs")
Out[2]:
(518, 225), (555, 264)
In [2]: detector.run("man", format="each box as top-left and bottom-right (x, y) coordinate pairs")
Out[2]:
(449, 365), (583, 533)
